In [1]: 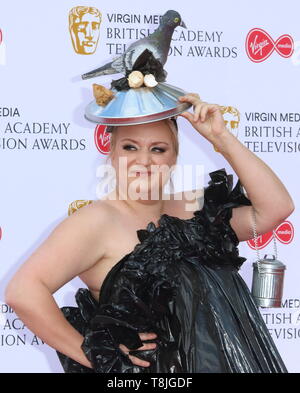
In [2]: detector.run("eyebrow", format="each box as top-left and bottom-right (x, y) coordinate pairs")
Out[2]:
(120, 138), (169, 145)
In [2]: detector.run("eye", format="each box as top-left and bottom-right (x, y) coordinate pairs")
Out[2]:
(122, 144), (137, 151)
(152, 146), (166, 153)
(174, 17), (179, 23)
(122, 144), (166, 152)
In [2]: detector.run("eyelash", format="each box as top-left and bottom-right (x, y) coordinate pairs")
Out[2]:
(122, 144), (166, 153)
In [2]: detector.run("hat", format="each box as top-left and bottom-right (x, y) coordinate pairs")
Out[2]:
(81, 10), (192, 128)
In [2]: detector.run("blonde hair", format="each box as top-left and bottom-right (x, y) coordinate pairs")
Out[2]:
(107, 118), (179, 161)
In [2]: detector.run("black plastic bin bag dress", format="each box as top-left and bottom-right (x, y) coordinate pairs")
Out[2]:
(56, 168), (288, 373)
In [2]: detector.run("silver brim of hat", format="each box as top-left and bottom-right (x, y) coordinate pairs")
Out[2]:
(84, 82), (192, 126)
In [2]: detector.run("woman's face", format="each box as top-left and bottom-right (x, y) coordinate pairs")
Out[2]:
(110, 120), (177, 200)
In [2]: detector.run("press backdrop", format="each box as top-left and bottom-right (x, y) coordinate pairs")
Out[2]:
(0, 0), (299, 373)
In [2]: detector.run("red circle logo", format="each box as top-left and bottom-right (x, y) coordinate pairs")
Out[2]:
(247, 220), (294, 250)
(245, 28), (294, 62)
(94, 125), (111, 154)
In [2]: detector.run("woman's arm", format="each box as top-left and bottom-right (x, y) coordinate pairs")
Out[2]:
(6, 280), (93, 369)
(210, 130), (294, 241)
(178, 94), (295, 242)
(4, 201), (109, 369)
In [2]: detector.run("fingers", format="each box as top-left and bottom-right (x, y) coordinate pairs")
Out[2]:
(128, 354), (151, 368)
(178, 93), (200, 106)
(138, 332), (157, 341)
(138, 342), (158, 351)
(199, 104), (209, 122)
(179, 111), (195, 122)
(120, 341), (157, 353)
(119, 332), (158, 368)
(119, 344), (151, 367)
(201, 104), (220, 121)
(193, 104), (202, 122)
(178, 94), (205, 122)
(178, 94), (221, 123)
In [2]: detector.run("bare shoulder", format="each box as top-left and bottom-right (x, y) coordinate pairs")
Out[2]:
(60, 198), (120, 252)
(68, 198), (113, 226)
(51, 199), (113, 246)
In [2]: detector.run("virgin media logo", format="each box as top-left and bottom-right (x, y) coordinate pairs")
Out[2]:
(94, 125), (111, 154)
(247, 221), (294, 250)
(245, 28), (294, 62)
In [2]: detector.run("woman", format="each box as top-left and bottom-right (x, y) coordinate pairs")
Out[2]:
(5, 94), (294, 373)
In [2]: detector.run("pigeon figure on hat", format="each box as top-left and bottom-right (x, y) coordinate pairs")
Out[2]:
(81, 10), (192, 126)
(81, 10), (187, 80)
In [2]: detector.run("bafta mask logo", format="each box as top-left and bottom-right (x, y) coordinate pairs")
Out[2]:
(213, 106), (240, 152)
(220, 106), (240, 138)
(68, 200), (93, 216)
(69, 6), (101, 55)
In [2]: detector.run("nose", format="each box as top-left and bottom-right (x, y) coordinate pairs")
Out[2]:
(135, 148), (152, 166)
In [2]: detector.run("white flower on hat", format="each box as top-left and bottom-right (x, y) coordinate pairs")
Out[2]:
(127, 70), (144, 88)
(127, 71), (158, 88)
(144, 74), (158, 87)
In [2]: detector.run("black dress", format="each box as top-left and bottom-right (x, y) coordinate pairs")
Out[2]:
(56, 168), (288, 373)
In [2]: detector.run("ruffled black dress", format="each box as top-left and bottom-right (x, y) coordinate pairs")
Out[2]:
(56, 168), (288, 373)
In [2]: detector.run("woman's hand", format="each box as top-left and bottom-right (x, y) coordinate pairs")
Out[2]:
(119, 332), (157, 368)
(177, 93), (229, 146)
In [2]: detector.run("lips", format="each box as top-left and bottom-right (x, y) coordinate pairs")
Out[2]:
(135, 171), (152, 176)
